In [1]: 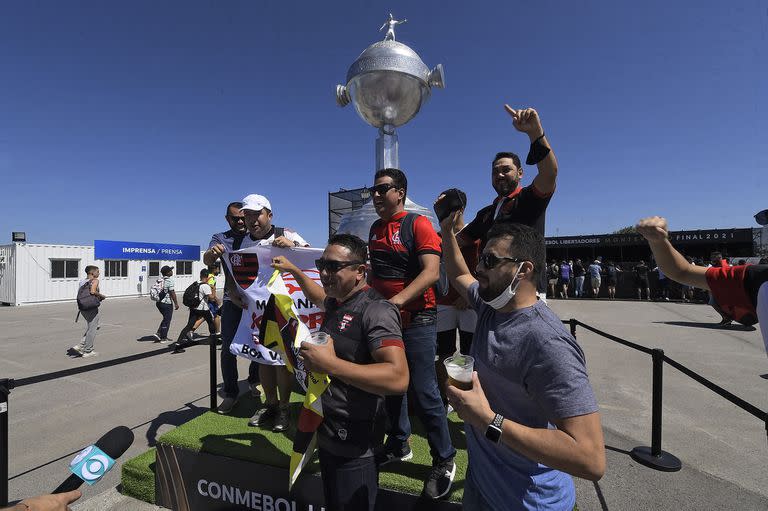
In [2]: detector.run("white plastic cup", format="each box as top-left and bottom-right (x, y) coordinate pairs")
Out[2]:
(307, 331), (329, 346)
(443, 355), (474, 390)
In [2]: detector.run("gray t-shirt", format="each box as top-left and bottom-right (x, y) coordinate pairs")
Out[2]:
(465, 282), (598, 511)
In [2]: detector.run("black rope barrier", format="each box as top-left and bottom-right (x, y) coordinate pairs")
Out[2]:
(572, 320), (654, 355)
(661, 355), (768, 422)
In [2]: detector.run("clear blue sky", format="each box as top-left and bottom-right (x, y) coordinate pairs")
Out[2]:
(1, 1), (766, 249)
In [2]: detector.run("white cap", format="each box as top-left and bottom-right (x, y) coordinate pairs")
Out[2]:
(240, 194), (272, 212)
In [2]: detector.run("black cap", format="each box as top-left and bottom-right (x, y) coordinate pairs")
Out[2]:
(160, 265), (174, 275)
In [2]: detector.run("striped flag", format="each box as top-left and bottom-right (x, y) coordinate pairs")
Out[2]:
(259, 270), (330, 489)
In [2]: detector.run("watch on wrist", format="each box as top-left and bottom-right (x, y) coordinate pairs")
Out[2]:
(485, 412), (504, 444)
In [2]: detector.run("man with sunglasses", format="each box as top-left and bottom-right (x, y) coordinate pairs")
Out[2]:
(271, 234), (408, 511)
(204, 201), (259, 414)
(451, 106), (558, 300)
(441, 215), (605, 511)
(367, 168), (457, 500)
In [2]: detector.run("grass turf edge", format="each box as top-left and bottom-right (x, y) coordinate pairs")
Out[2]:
(120, 393), (467, 504)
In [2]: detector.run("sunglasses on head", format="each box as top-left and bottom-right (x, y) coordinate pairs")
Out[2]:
(478, 253), (523, 269)
(315, 259), (364, 273)
(368, 183), (399, 196)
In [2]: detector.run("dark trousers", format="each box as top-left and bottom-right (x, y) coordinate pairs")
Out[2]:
(385, 320), (456, 462)
(156, 302), (174, 339)
(318, 449), (378, 511)
(177, 308), (215, 343)
(220, 300), (260, 399)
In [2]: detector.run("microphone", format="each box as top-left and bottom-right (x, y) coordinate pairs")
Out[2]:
(52, 426), (135, 494)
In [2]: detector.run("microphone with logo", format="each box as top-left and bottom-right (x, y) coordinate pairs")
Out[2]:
(52, 426), (135, 494)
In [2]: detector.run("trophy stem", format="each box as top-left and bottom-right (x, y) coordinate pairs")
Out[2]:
(375, 124), (399, 170)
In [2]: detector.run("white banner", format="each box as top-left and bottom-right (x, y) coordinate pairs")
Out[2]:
(221, 245), (325, 365)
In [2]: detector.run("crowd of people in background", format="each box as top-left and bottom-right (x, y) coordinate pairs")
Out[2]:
(541, 253), (764, 304)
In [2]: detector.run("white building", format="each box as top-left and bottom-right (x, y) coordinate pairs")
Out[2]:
(0, 241), (213, 306)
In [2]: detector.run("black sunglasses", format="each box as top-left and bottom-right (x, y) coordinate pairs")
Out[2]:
(227, 215), (246, 222)
(478, 253), (523, 269)
(315, 259), (365, 273)
(368, 183), (399, 196)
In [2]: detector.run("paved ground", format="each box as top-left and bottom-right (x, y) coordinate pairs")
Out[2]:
(1, 296), (767, 510)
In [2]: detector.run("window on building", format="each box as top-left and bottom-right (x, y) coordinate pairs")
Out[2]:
(50, 259), (80, 279)
(176, 261), (193, 275)
(104, 260), (129, 277)
(148, 262), (160, 277)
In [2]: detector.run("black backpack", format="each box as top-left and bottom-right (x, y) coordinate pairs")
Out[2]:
(376, 213), (451, 297)
(182, 281), (202, 308)
(76, 280), (100, 311)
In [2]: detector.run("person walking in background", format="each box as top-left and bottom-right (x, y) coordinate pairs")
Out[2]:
(548, 260), (559, 298)
(559, 259), (571, 299)
(588, 260), (602, 298)
(72, 265), (106, 358)
(172, 269), (216, 353)
(573, 258), (586, 297)
(605, 261), (621, 300)
(634, 260), (651, 300)
(153, 265), (178, 343)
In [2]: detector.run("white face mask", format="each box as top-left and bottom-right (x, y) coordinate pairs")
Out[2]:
(482, 264), (524, 310)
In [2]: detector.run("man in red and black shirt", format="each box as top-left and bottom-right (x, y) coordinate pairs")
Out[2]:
(367, 167), (458, 500)
(271, 234), (408, 511)
(452, 106), (558, 297)
(637, 216), (768, 357)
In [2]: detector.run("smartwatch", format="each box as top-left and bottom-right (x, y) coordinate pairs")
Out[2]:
(485, 413), (504, 444)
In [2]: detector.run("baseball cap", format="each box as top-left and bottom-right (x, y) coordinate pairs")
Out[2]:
(241, 194), (272, 212)
(755, 209), (768, 226)
(161, 265), (174, 274)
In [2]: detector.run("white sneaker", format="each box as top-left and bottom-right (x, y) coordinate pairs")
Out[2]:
(152, 333), (162, 341)
(80, 351), (98, 358)
(71, 345), (84, 354)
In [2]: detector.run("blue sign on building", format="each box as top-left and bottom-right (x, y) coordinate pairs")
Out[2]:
(94, 240), (201, 261)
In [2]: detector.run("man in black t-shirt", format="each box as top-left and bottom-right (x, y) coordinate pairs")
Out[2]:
(634, 260), (651, 300)
(272, 234), (409, 511)
(443, 106), (559, 298)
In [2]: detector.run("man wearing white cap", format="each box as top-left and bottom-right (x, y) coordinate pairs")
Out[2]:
(209, 194), (309, 431)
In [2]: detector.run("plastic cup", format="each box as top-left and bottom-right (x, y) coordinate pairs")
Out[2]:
(306, 331), (329, 346)
(443, 355), (474, 390)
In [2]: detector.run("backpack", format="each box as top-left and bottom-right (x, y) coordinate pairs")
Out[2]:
(149, 278), (166, 302)
(373, 213), (451, 297)
(76, 280), (100, 311)
(182, 281), (202, 308)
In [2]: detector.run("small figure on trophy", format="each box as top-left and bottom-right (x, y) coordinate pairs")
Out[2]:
(380, 13), (407, 41)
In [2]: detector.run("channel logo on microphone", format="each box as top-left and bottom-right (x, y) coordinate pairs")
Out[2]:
(69, 445), (115, 485)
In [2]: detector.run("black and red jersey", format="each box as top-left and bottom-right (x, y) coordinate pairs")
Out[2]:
(706, 264), (768, 326)
(368, 211), (442, 312)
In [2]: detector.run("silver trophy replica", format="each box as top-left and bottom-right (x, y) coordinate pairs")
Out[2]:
(335, 13), (445, 170)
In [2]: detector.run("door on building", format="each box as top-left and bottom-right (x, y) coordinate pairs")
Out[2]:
(147, 261), (161, 294)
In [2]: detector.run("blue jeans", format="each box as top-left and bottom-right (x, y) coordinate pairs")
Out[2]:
(384, 319), (456, 462)
(220, 300), (259, 399)
(156, 302), (173, 339)
(318, 450), (378, 511)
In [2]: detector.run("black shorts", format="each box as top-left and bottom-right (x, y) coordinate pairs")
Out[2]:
(636, 277), (649, 288)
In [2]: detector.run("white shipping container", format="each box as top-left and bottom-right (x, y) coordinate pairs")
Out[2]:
(0, 242), (218, 306)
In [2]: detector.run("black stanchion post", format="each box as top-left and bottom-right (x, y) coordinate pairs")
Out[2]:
(1, 378), (14, 507)
(209, 339), (217, 412)
(569, 318), (577, 339)
(630, 349), (682, 472)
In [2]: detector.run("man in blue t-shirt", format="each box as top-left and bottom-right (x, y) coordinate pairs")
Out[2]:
(440, 217), (605, 510)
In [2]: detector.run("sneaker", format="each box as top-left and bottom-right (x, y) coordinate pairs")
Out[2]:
(249, 382), (262, 398)
(248, 404), (278, 427)
(273, 406), (290, 432)
(423, 457), (456, 500)
(217, 397), (237, 414)
(159, 338), (171, 344)
(71, 345), (84, 354)
(186, 331), (195, 343)
(80, 351), (98, 358)
(375, 442), (413, 466)
(152, 333), (162, 341)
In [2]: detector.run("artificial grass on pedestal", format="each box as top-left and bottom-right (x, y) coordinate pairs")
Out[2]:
(121, 392), (468, 504)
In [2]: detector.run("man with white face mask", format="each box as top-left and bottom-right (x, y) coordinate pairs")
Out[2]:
(440, 216), (605, 511)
